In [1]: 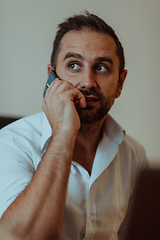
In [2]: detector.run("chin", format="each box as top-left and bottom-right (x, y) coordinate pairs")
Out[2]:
(77, 105), (108, 124)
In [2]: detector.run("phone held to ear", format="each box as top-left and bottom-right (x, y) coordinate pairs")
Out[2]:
(43, 70), (58, 98)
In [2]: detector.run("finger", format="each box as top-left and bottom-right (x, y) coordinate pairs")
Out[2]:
(45, 78), (63, 98)
(53, 81), (74, 94)
(67, 89), (86, 108)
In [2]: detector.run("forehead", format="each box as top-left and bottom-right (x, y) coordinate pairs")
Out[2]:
(58, 29), (118, 63)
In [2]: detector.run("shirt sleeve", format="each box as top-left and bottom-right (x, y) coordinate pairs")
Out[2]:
(0, 132), (35, 219)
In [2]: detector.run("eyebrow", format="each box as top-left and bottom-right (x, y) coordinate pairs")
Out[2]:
(64, 52), (113, 65)
(95, 57), (113, 64)
(64, 52), (84, 61)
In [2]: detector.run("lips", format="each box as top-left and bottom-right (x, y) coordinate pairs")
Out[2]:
(85, 95), (99, 102)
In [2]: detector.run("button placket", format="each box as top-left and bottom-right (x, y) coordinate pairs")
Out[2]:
(83, 183), (96, 240)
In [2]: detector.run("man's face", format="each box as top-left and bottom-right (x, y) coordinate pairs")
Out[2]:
(55, 28), (127, 124)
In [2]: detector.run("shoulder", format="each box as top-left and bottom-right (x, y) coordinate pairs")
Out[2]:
(118, 134), (149, 174)
(0, 112), (44, 140)
(0, 112), (44, 167)
(121, 134), (146, 158)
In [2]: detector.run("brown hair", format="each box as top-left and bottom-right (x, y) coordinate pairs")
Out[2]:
(51, 11), (125, 74)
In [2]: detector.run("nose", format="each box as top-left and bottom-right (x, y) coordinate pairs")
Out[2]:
(79, 68), (97, 89)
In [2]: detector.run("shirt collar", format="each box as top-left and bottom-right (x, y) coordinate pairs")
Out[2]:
(41, 112), (125, 152)
(41, 112), (52, 152)
(89, 114), (125, 185)
(103, 114), (125, 145)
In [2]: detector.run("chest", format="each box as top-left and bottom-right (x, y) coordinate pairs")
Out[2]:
(60, 157), (133, 240)
(73, 149), (96, 176)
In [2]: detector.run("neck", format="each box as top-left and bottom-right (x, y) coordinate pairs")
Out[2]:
(78, 121), (104, 148)
(79, 119), (103, 136)
(73, 118), (105, 175)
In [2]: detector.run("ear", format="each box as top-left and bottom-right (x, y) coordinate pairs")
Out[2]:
(47, 64), (54, 76)
(116, 69), (128, 98)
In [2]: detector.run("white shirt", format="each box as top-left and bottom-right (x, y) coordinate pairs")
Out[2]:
(0, 112), (148, 240)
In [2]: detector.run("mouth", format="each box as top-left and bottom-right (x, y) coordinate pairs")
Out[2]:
(84, 95), (99, 106)
(85, 95), (99, 101)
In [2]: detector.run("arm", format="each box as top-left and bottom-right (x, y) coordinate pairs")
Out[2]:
(1, 79), (86, 240)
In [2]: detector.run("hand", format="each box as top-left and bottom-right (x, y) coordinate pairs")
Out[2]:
(42, 78), (86, 136)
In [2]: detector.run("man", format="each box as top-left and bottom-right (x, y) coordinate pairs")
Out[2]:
(0, 12), (148, 240)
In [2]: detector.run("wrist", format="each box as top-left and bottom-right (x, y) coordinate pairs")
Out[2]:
(50, 131), (76, 156)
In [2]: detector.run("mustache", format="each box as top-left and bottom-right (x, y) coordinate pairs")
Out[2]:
(78, 88), (104, 99)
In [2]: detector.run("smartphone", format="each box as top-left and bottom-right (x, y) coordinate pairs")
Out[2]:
(43, 70), (58, 98)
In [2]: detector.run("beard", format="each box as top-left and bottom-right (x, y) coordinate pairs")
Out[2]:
(76, 88), (117, 125)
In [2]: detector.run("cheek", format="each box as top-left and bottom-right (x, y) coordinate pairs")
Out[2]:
(55, 55), (67, 79)
(100, 80), (119, 97)
(56, 63), (78, 85)
(56, 67), (69, 82)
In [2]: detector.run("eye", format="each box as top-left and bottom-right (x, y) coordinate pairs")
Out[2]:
(96, 64), (108, 72)
(70, 63), (80, 70)
(68, 62), (82, 73)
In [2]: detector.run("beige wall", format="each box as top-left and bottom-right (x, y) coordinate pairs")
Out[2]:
(0, 0), (160, 165)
